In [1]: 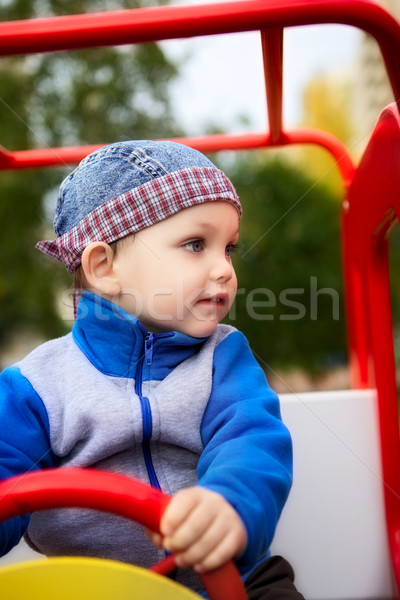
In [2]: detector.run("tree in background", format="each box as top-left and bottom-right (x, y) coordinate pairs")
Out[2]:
(221, 152), (346, 377)
(298, 71), (356, 194)
(293, 68), (400, 374)
(0, 0), (181, 358)
(216, 70), (355, 379)
(1, 2), (394, 381)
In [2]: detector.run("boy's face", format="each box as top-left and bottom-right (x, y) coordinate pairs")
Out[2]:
(113, 201), (239, 337)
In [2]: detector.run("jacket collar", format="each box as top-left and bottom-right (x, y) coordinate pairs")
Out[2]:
(72, 292), (207, 378)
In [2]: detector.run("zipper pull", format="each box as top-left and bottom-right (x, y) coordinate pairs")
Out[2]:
(145, 332), (154, 366)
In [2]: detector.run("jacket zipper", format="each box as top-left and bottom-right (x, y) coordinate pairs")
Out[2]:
(135, 327), (172, 490)
(135, 327), (177, 569)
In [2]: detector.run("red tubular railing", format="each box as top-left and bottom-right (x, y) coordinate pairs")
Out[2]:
(0, 469), (247, 600)
(341, 104), (400, 594)
(261, 27), (284, 143)
(1, 0), (400, 594)
(0, 129), (356, 188)
(0, 0), (398, 184)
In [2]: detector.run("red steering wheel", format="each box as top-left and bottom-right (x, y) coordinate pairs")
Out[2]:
(0, 468), (247, 600)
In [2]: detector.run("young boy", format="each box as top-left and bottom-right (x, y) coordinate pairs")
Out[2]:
(0, 140), (302, 598)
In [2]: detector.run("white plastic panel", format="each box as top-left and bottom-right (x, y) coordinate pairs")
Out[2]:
(271, 389), (393, 599)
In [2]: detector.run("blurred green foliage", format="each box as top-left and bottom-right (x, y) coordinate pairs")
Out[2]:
(221, 152), (347, 375)
(0, 0), (181, 352)
(1, 1), (396, 379)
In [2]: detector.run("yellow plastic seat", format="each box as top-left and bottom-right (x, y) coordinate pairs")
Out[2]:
(0, 556), (201, 600)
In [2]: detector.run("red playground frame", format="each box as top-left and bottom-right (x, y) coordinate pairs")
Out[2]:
(0, 0), (400, 595)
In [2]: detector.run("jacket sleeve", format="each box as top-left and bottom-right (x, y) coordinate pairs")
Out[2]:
(0, 366), (57, 556)
(197, 330), (292, 569)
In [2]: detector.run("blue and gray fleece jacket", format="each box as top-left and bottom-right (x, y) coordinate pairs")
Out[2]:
(0, 292), (292, 590)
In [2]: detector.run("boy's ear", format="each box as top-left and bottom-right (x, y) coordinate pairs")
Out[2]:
(81, 242), (121, 297)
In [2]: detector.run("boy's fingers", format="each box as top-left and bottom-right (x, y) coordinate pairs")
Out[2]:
(160, 488), (202, 536)
(160, 487), (247, 573)
(163, 508), (211, 553)
(174, 508), (247, 572)
(163, 494), (217, 553)
(145, 529), (163, 548)
(173, 516), (223, 567)
(194, 531), (242, 573)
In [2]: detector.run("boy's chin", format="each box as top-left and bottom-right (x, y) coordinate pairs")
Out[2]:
(173, 319), (221, 339)
(136, 315), (223, 338)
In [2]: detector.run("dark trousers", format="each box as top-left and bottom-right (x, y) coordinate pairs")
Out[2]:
(244, 555), (305, 600)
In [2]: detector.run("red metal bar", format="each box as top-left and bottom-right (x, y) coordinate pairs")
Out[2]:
(261, 27), (284, 143)
(0, 468), (170, 533)
(0, 0), (395, 191)
(0, 0), (397, 595)
(342, 104), (400, 592)
(179, 129), (356, 187)
(0, 0), (397, 594)
(0, 129), (355, 188)
(0, 0), (396, 55)
(0, 0), (399, 101)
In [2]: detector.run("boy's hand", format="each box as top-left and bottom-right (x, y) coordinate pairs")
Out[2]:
(149, 487), (247, 573)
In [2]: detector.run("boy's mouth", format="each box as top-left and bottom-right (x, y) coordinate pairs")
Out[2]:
(197, 293), (228, 305)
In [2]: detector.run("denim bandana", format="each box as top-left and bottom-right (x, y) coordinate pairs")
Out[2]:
(36, 141), (242, 273)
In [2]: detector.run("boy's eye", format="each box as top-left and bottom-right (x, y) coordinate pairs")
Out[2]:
(226, 243), (239, 258)
(184, 240), (204, 253)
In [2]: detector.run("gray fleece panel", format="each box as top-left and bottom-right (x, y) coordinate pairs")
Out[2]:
(16, 324), (235, 592)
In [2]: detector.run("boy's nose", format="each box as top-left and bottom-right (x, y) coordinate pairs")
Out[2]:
(210, 255), (234, 282)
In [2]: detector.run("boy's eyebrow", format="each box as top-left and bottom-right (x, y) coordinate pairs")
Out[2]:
(187, 221), (240, 236)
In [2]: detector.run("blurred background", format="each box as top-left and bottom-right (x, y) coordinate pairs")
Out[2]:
(0, 0), (399, 393)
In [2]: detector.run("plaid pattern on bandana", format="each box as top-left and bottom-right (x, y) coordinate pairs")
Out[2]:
(36, 166), (242, 273)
